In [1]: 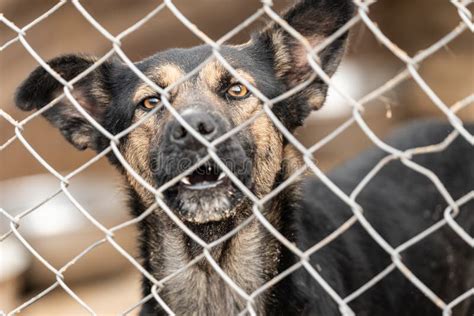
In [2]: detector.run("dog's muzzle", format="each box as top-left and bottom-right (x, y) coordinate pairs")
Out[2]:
(154, 107), (251, 224)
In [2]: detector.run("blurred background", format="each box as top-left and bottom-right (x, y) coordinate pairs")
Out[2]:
(0, 0), (472, 314)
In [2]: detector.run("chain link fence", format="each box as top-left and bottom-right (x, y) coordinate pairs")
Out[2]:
(0, 0), (473, 315)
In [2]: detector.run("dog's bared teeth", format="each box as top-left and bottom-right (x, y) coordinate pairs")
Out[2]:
(218, 172), (226, 180)
(181, 177), (191, 185)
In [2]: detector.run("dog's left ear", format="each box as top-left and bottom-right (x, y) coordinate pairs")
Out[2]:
(252, 0), (354, 127)
(15, 54), (116, 151)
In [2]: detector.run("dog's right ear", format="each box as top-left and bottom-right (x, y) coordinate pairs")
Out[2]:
(15, 54), (115, 151)
(249, 0), (354, 129)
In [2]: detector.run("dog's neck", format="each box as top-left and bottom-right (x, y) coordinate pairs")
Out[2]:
(136, 145), (304, 315)
(154, 214), (281, 314)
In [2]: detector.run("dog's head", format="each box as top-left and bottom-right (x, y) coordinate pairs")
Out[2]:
(15, 0), (353, 227)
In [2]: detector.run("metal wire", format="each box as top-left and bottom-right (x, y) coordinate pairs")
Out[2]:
(1, 0), (473, 315)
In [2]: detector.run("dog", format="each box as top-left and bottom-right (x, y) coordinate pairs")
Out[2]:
(14, 0), (473, 314)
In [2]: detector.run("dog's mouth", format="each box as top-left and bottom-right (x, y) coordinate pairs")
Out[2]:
(179, 164), (227, 190)
(155, 133), (252, 226)
(165, 162), (245, 224)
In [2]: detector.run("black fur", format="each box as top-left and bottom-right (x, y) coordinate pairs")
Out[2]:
(289, 120), (474, 315)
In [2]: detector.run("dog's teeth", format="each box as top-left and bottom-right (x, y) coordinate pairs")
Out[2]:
(218, 172), (226, 180)
(181, 177), (191, 185)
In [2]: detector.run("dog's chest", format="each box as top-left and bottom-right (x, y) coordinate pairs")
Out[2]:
(156, 224), (279, 315)
(161, 265), (257, 315)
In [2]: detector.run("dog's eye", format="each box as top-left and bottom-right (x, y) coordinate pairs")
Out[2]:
(140, 96), (160, 111)
(226, 83), (249, 99)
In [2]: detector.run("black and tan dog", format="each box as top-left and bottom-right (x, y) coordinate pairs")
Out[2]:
(15, 0), (473, 315)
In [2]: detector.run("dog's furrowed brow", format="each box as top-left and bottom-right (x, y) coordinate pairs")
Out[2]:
(199, 60), (226, 90)
(149, 63), (184, 86)
(133, 64), (184, 104)
(199, 60), (256, 90)
(231, 69), (256, 87)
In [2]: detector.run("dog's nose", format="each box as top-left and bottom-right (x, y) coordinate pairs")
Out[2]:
(169, 110), (219, 148)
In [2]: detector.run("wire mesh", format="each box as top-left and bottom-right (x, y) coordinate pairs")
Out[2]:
(0, 0), (473, 315)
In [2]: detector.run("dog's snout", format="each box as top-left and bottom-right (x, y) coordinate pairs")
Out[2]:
(169, 110), (219, 148)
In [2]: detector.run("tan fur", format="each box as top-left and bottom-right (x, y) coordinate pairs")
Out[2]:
(263, 30), (326, 90)
(122, 111), (160, 205)
(200, 61), (226, 90)
(219, 83), (284, 199)
(133, 64), (185, 104)
(151, 63), (185, 87)
(282, 143), (305, 177)
(69, 131), (91, 149)
(270, 30), (293, 79)
(156, 218), (277, 315)
(293, 34), (324, 69)
(200, 60), (256, 89)
(305, 89), (326, 110)
(251, 115), (283, 198)
(90, 80), (111, 107)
